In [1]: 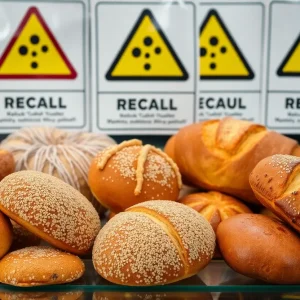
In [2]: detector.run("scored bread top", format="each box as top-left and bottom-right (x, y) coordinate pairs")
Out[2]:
(93, 200), (215, 286)
(93, 211), (185, 285)
(0, 170), (101, 254)
(129, 201), (215, 266)
(180, 191), (252, 232)
(215, 117), (266, 154)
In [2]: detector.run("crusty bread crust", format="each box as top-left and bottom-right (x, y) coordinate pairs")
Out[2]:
(249, 154), (300, 233)
(180, 191), (252, 232)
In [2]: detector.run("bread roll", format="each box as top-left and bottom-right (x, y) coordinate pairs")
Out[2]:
(217, 214), (300, 284)
(165, 117), (300, 204)
(0, 127), (116, 213)
(92, 200), (215, 286)
(249, 154), (300, 233)
(88, 139), (182, 213)
(0, 149), (14, 181)
(0, 246), (85, 286)
(0, 211), (13, 259)
(0, 170), (101, 255)
(180, 191), (252, 232)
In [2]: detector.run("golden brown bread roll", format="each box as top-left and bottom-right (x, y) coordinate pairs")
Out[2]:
(217, 214), (300, 284)
(0, 246), (85, 286)
(0, 211), (13, 259)
(249, 154), (300, 233)
(0, 149), (14, 181)
(180, 191), (252, 232)
(88, 139), (182, 213)
(0, 170), (101, 255)
(165, 117), (300, 204)
(0, 127), (116, 213)
(92, 200), (215, 286)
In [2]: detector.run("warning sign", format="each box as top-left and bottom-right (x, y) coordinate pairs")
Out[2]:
(93, 2), (196, 134)
(277, 34), (300, 77)
(267, 2), (300, 132)
(0, 7), (77, 79)
(106, 9), (188, 81)
(199, 9), (254, 80)
(198, 3), (264, 124)
(0, 1), (88, 133)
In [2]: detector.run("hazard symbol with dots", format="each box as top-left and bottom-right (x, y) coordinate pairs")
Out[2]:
(199, 9), (254, 80)
(106, 9), (188, 81)
(277, 33), (300, 77)
(0, 7), (77, 79)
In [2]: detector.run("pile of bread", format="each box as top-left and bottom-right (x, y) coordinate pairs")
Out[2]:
(0, 117), (300, 287)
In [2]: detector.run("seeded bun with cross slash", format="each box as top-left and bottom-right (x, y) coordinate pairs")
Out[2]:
(92, 200), (215, 286)
(88, 139), (182, 213)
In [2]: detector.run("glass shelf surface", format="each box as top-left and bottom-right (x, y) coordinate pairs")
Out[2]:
(0, 260), (300, 300)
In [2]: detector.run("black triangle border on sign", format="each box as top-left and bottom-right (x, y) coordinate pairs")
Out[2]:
(277, 34), (300, 77)
(199, 9), (254, 80)
(106, 9), (189, 81)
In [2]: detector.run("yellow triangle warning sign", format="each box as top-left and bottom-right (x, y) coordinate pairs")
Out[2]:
(106, 9), (188, 81)
(199, 9), (254, 80)
(0, 7), (77, 79)
(277, 34), (300, 76)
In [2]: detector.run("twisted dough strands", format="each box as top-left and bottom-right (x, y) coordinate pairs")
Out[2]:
(0, 127), (116, 207)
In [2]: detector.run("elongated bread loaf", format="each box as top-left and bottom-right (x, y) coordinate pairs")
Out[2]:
(165, 117), (299, 203)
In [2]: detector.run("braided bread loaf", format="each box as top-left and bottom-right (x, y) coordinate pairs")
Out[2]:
(249, 154), (300, 233)
(165, 117), (300, 204)
(0, 127), (116, 212)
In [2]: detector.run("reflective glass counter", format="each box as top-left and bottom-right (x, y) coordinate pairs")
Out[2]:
(0, 260), (300, 299)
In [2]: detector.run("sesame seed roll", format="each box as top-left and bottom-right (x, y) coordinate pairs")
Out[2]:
(250, 154), (300, 234)
(0, 170), (101, 255)
(88, 139), (182, 213)
(92, 200), (215, 286)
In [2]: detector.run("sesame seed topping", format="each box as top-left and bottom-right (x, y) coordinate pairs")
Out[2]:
(269, 154), (300, 175)
(0, 171), (101, 253)
(95, 140), (182, 195)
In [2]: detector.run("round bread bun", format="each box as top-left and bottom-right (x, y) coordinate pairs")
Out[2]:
(0, 127), (116, 213)
(180, 191), (252, 232)
(0, 291), (83, 300)
(88, 139), (182, 213)
(10, 220), (41, 251)
(93, 200), (215, 286)
(0, 246), (85, 287)
(0, 211), (13, 259)
(0, 149), (15, 181)
(217, 214), (300, 284)
(0, 170), (101, 255)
